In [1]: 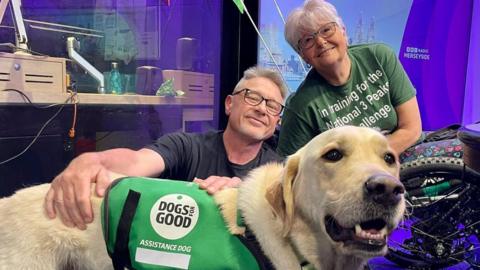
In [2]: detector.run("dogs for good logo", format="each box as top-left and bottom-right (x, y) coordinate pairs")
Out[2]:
(150, 194), (199, 240)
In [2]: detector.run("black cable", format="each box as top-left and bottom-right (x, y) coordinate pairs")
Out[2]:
(160, 0), (178, 52)
(95, 132), (112, 143)
(0, 89), (77, 165)
(0, 42), (49, 57)
(0, 104), (65, 165)
(1, 88), (76, 108)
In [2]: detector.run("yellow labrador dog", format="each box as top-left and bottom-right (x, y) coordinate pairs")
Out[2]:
(216, 125), (405, 269)
(0, 126), (405, 270)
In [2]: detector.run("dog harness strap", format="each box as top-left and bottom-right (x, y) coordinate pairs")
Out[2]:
(112, 189), (141, 270)
(236, 208), (245, 227)
(300, 261), (310, 267)
(238, 213), (306, 269)
(236, 208), (274, 270)
(237, 226), (275, 270)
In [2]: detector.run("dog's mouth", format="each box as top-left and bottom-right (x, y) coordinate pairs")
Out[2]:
(324, 215), (388, 250)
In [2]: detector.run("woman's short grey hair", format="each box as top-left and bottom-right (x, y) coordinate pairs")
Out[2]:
(285, 0), (345, 53)
(233, 66), (288, 100)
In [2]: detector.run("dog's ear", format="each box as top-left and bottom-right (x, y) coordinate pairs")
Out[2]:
(266, 154), (300, 237)
(266, 181), (285, 221)
(282, 154), (300, 236)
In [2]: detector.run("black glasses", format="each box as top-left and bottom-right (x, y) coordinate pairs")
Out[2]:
(232, 88), (284, 116)
(297, 22), (337, 51)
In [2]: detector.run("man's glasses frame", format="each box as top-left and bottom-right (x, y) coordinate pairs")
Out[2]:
(231, 88), (284, 116)
(297, 22), (337, 52)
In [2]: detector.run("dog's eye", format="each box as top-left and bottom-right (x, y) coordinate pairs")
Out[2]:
(323, 149), (343, 162)
(384, 153), (396, 164)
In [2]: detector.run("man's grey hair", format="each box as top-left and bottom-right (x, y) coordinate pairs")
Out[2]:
(285, 0), (346, 53)
(233, 66), (288, 100)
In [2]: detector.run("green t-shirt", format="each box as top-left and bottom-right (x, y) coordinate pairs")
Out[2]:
(277, 43), (416, 157)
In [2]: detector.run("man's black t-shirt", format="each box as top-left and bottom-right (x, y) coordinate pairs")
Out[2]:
(145, 131), (283, 181)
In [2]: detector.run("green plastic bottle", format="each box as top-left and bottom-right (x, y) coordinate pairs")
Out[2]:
(109, 62), (123, 94)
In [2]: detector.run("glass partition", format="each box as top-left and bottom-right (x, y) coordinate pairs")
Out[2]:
(2, 0), (222, 95)
(0, 0), (223, 196)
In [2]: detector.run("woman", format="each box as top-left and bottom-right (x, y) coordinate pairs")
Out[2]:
(277, 0), (422, 156)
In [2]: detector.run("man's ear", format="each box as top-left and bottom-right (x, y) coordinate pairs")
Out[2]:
(225, 95), (233, 116)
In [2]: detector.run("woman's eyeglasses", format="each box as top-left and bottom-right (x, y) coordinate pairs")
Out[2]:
(298, 22), (337, 51)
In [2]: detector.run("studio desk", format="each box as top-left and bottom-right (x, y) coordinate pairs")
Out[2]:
(0, 91), (215, 197)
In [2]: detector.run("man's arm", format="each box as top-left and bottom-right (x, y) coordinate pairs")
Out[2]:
(97, 148), (165, 177)
(387, 97), (423, 154)
(44, 148), (164, 230)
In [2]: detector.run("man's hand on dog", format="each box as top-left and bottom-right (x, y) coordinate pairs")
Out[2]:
(44, 151), (241, 230)
(194, 176), (242, 194)
(44, 153), (115, 230)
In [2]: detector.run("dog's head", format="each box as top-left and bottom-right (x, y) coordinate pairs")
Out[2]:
(268, 126), (405, 258)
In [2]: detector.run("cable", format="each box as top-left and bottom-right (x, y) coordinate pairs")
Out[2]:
(0, 42), (49, 57)
(95, 132), (112, 143)
(240, 2), (291, 93)
(67, 90), (78, 139)
(1, 88), (76, 108)
(0, 104), (64, 165)
(160, 0), (178, 53)
(0, 89), (77, 165)
(270, 0), (308, 75)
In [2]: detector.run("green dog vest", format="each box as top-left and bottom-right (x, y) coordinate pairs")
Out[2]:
(101, 177), (262, 270)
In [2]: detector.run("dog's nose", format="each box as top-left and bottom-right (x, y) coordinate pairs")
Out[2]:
(364, 174), (405, 206)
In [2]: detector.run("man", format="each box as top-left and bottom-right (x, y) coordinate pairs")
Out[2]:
(44, 66), (288, 230)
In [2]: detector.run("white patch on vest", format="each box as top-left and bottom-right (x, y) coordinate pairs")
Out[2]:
(135, 247), (191, 269)
(150, 194), (199, 240)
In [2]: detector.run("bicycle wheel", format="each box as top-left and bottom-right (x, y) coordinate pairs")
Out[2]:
(386, 157), (480, 269)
